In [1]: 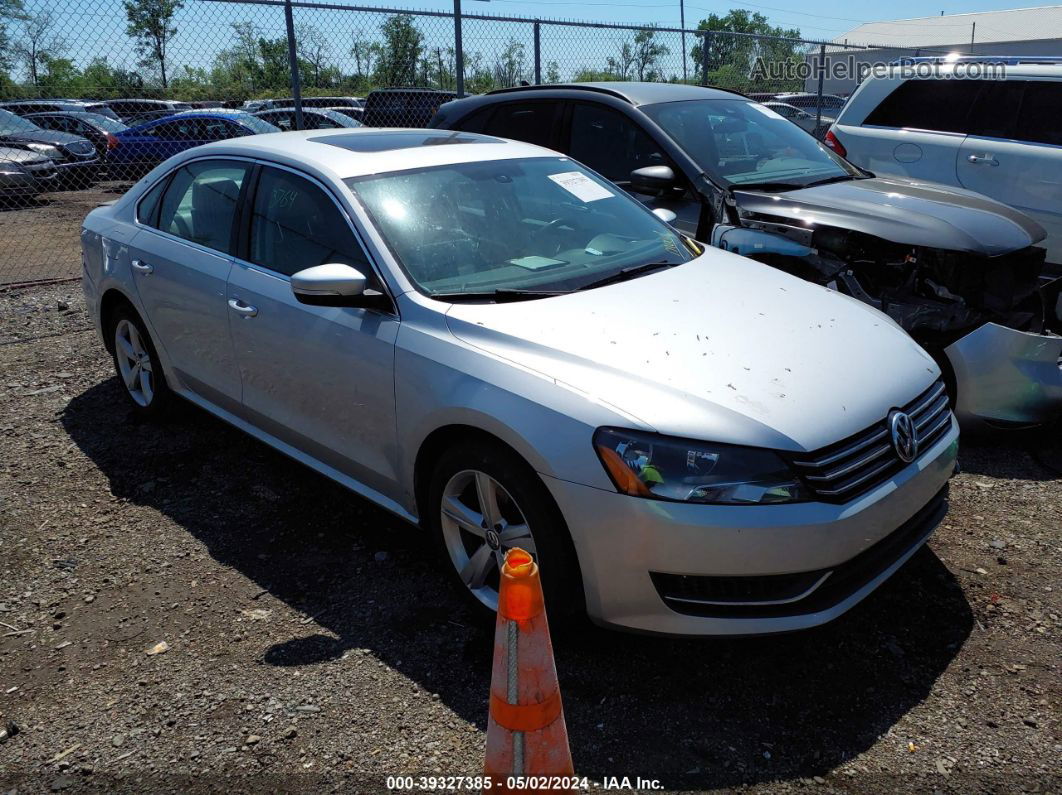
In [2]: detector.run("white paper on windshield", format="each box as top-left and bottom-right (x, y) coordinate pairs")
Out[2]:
(547, 171), (614, 202)
(748, 103), (785, 120)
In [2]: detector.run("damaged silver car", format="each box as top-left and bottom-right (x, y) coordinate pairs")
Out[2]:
(433, 83), (1062, 428)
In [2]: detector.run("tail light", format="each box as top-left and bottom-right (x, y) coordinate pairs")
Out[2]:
(106, 133), (119, 150)
(823, 129), (846, 158)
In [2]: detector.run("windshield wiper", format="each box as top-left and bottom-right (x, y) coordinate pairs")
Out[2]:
(576, 261), (680, 291)
(430, 288), (570, 303)
(803, 174), (856, 188)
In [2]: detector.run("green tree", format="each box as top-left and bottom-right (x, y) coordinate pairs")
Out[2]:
(493, 38), (525, 87)
(123, 0), (183, 89)
(690, 9), (800, 89)
(13, 11), (63, 86)
(545, 60), (559, 83)
(0, 0), (25, 77)
(632, 25), (669, 81)
(373, 15), (422, 87)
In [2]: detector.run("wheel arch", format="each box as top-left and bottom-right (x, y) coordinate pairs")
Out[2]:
(98, 287), (140, 354)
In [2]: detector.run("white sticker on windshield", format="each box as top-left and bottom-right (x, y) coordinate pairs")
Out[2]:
(547, 171), (614, 202)
(748, 103), (785, 120)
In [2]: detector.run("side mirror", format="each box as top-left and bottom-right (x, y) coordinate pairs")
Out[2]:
(630, 165), (678, 196)
(652, 207), (677, 224)
(291, 263), (367, 307)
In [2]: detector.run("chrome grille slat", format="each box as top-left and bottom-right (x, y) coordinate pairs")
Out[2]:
(788, 379), (952, 503)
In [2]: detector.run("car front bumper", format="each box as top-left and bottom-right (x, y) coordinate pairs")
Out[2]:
(946, 322), (1062, 428)
(542, 418), (959, 636)
(0, 170), (39, 196)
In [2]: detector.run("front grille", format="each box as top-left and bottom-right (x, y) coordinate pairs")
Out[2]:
(651, 486), (948, 619)
(787, 379), (952, 502)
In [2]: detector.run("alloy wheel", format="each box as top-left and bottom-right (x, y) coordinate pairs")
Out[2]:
(439, 469), (536, 611)
(114, 319), (154, 407)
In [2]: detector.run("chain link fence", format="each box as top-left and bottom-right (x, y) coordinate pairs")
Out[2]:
(0, 0), (951, 286)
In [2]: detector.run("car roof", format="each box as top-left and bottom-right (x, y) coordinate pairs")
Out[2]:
(485, 81), (745, 105)
(171, 108), (255, 119)
(191, 128), (558, 179)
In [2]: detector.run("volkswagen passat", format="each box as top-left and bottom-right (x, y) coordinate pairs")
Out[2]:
(80, 129), (959, 636)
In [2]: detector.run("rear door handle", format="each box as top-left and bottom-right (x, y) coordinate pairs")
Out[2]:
(227, 298), (258, 318)
(967, 154), (999, 166)
(131, 259), (153, 274)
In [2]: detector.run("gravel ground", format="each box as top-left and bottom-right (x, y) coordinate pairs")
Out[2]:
(0, 183), (131, 286)
(0, 284), (1059, 794)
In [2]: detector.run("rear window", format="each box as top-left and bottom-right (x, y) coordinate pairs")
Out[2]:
(863, 79), (983, 133)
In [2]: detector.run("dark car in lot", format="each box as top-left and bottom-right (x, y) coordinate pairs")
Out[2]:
(0, 98), (121, 121)
(103, 99), (192, 124)
(431, 82), (1062, 428)
(108, 109), (279, 178)
(363, 88), (456, 127)
(0, 109), (100, 187)
(254, 107), (362, 130)
(0, 145), (59, 202)
(24, 111), (128, 162)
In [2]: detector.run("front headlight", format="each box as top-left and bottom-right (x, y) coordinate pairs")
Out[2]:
(25, 143), (62, 159)
(593, 427), (809, 505)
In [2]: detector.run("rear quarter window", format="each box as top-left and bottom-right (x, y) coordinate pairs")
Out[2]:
(863, 79), (983, 133)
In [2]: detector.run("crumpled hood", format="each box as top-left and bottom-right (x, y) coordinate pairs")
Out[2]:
(445, 249), (939, 452)
(733, 175), (1046, 256)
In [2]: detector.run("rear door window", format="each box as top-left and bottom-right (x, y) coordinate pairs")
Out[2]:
(483, 102), (558, 148)
(247, 166), (369, 277)
(155, 159), (249, 254)
(965, 81), (1024, 139)
(1015, 81), (1062, 146)
(863, 79), (983, 133)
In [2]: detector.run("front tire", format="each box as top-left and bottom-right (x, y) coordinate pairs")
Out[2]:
(427, 440), (584, 625)
(108, 305), (172, 418)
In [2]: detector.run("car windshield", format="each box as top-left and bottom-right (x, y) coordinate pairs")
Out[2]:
(642, 99), (859, 189)
(0, 109), (43, 135)
(347, 157), (693, 299)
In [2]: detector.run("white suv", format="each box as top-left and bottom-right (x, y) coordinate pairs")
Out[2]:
(826, 64), (1062, 264)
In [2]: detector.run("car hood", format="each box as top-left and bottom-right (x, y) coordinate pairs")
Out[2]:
(0, 129), (86, 147)
(732, 175), (1046, 256)
(444, 250), (939, 452)
(0, 146), (47, 165)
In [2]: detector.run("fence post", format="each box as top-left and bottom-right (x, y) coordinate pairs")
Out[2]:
(533, 21), (541, 84)
(454, 0), (465, 97)
(815, 43), (826, 131)
(283, 0), (303, 130)
(700, 30), (711, 86)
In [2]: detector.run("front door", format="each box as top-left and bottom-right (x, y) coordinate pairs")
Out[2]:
(226, 164), (402, 499)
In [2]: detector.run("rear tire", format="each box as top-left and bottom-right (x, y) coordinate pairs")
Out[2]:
(107, 304), (172, 418)
(427, 440), (585, 627)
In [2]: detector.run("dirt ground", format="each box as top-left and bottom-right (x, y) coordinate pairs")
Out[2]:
(0, 183), (132, 286)
(0, 283), (1059, 794)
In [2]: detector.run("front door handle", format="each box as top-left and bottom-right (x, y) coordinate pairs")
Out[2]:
(227, 298), (258, 318)
(131, 259), (153, 274)
(967, 154), (999, 166)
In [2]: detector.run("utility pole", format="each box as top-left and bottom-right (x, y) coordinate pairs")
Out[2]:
(454, 0), (465, 97)
(284, 0), (303, 130)
(680, 0), (687, 82)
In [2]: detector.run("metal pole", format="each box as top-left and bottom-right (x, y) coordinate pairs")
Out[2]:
(815, 43), (825, 132)
(970, 22), (975, 52)
(533, 21), (541, 84)
(680, 0), (687, 83)
(699, 30), (710, 86)
(455, 0), (465, 97)
(283, 0), (304, 129)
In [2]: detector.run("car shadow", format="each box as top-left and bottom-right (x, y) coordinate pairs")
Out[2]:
(957, 422), (1062, 481)
(61, 378), (973, 789)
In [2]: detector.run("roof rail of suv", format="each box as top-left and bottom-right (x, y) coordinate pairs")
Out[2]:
(890, 55), (1062, 66)
(484, 82), (751, 102)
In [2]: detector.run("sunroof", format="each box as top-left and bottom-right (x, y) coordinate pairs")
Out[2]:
(308, 130), (503, 152)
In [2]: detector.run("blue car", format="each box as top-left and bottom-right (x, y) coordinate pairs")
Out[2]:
(109, 110), (280, 179)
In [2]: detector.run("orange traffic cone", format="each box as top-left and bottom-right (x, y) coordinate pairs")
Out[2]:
(484, 548), (575, 792)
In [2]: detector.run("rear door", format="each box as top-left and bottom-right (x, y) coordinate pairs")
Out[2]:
(128, 158), (249, 411)
(957, 79), (1062, 263)
(839, 78), (982, 184)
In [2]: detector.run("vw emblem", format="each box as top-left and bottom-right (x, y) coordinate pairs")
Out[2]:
(888, 410), (918, 463)
(485, 528), (501, 550)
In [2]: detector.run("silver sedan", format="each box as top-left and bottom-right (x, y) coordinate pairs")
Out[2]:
(80, 129), (958, 636)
